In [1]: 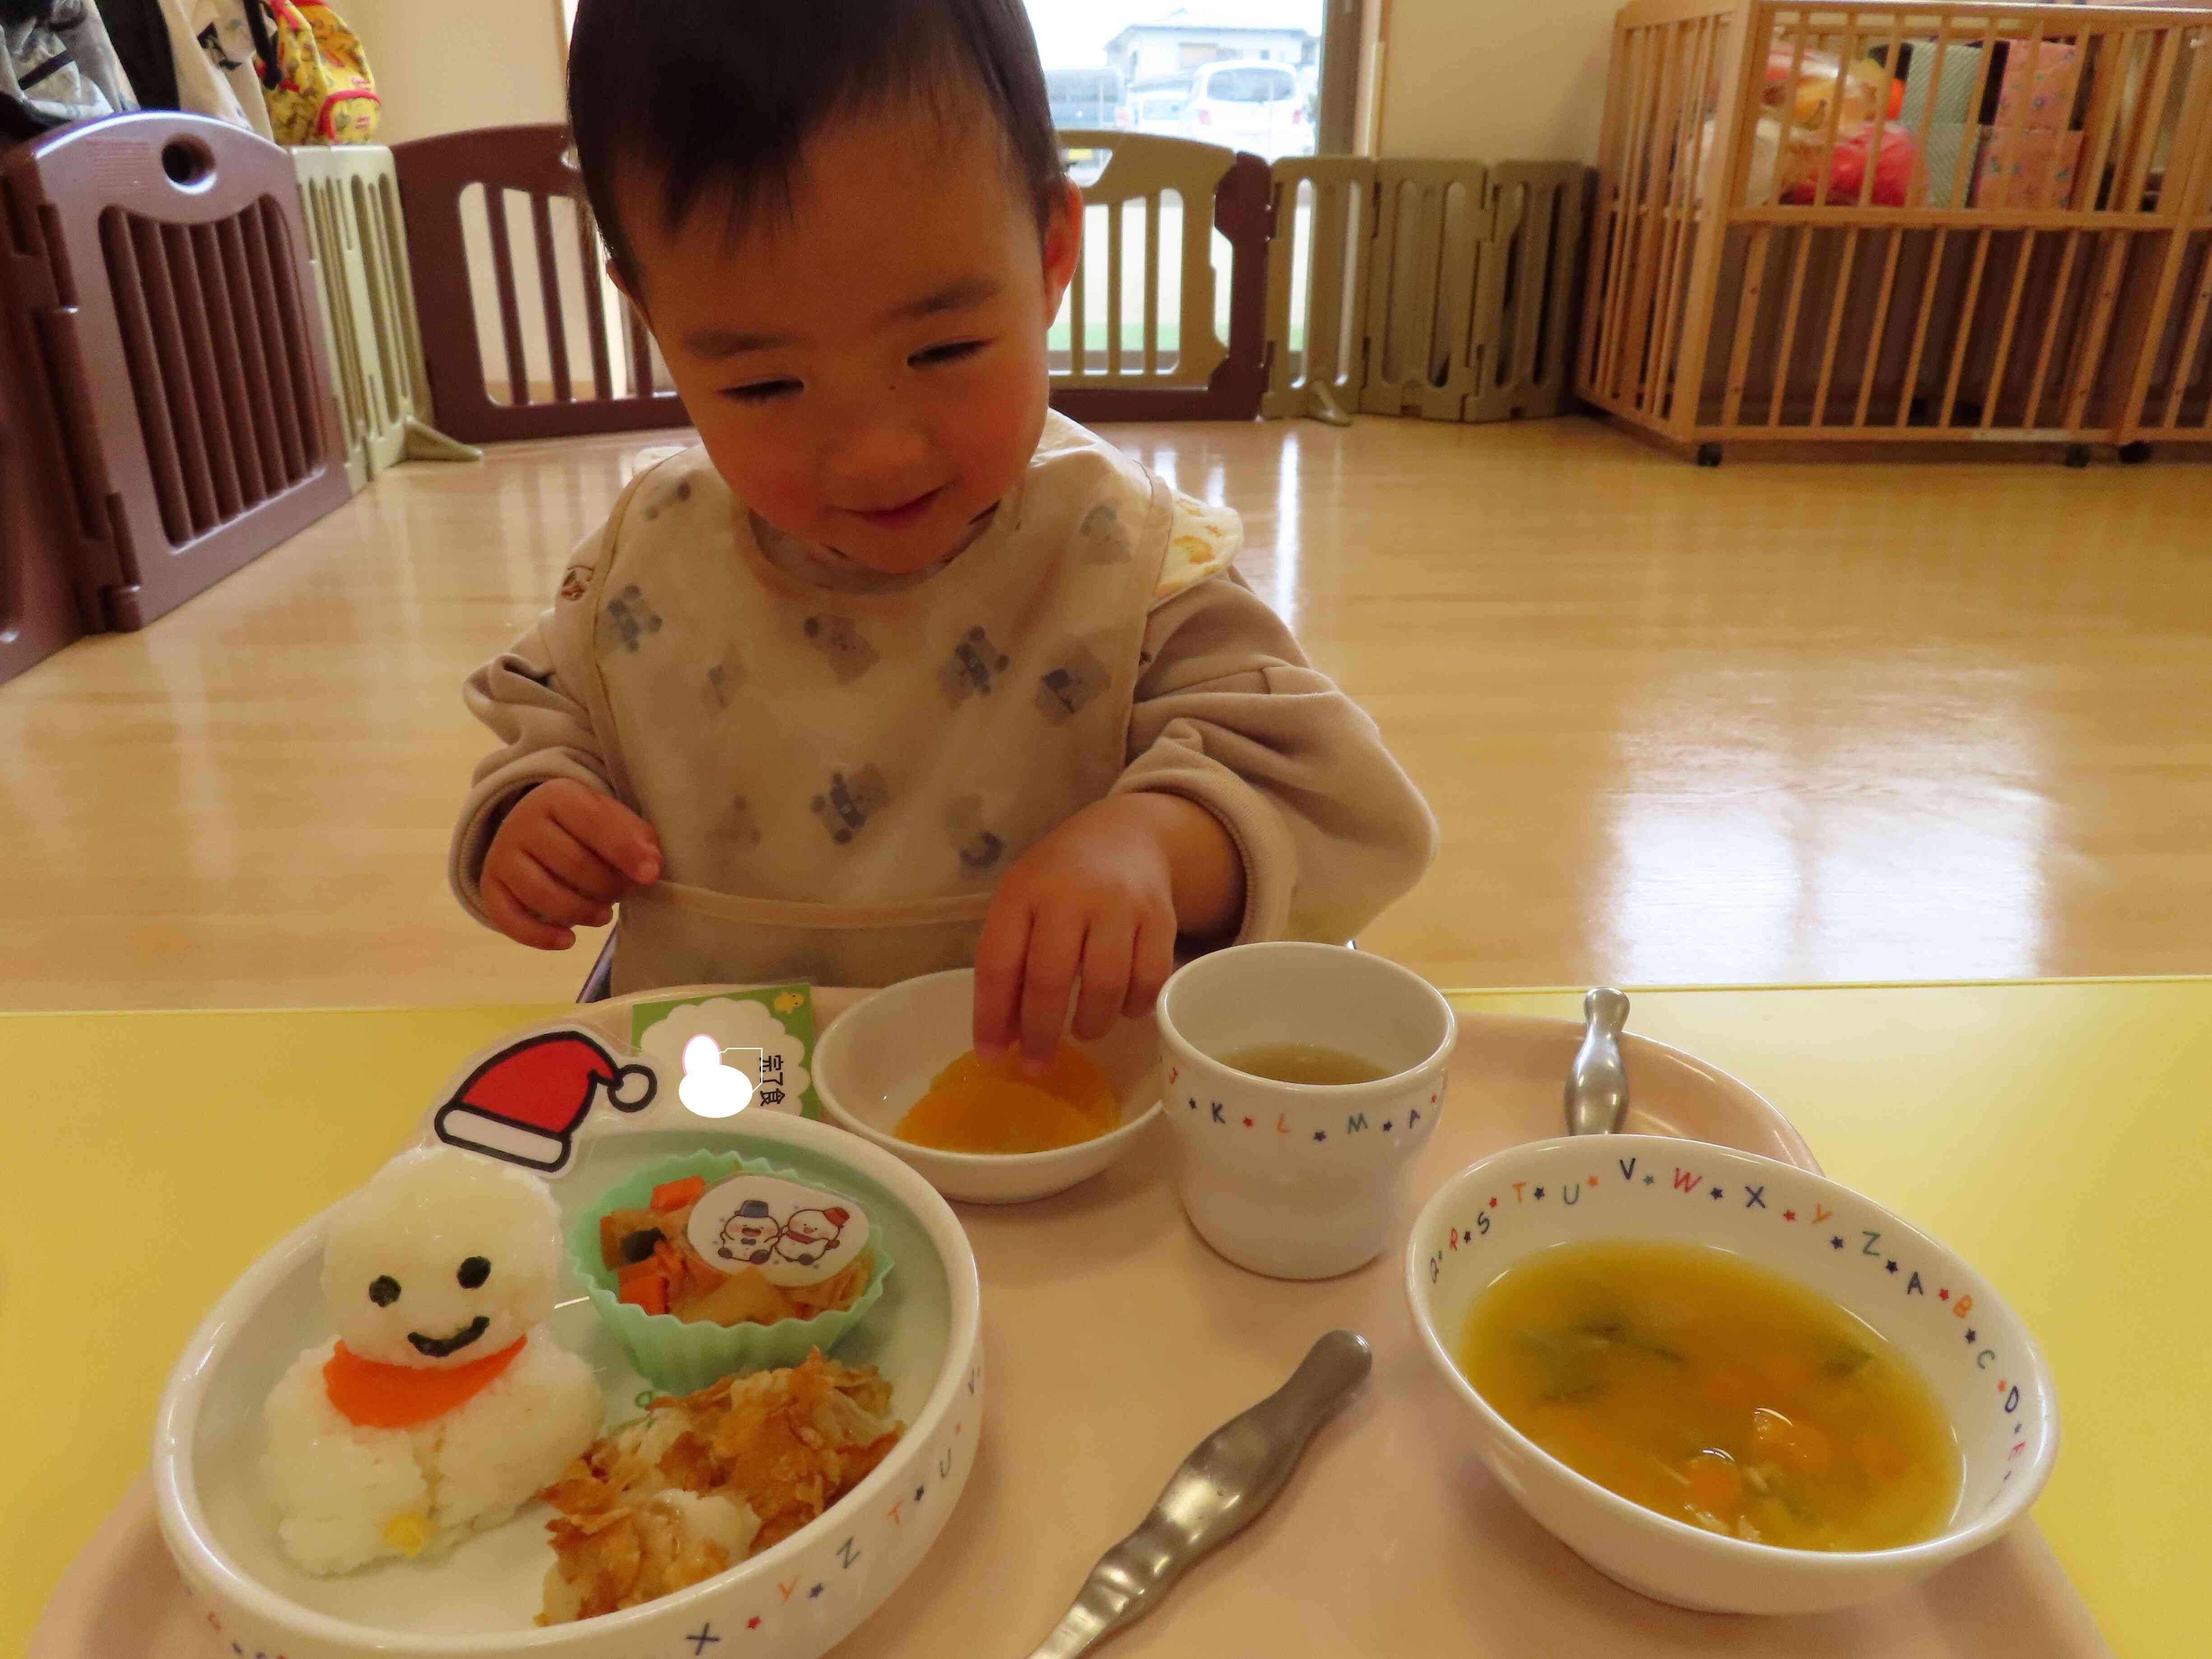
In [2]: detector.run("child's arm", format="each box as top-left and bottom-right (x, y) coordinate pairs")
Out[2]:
(974, 567), (1437, 1064)
(1113, 567), (1438, 943)
(450, 609), (661, 951)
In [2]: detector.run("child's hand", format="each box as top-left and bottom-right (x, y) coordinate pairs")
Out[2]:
(973, 794), (1243, 1067)
(482, 781), (662, 950)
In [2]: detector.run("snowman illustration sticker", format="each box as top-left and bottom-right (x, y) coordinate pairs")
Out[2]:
(718, 1199), (781, 1266)
(686, 1174), (870, 1287)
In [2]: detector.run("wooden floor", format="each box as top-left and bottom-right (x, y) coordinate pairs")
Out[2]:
(6, 415), (2211, 1010)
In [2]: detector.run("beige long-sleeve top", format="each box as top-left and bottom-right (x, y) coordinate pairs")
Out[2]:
(451, 414), (1436, 994)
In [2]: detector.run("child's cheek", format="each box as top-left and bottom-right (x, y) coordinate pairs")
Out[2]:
(697, 423), (814, 531)
(952, 353), (1050, 503)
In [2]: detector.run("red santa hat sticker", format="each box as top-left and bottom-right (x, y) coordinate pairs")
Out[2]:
(431, 1028), (658, 1173)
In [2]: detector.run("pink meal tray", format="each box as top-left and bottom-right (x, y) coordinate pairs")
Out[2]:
(33, 992), (2113, 1659)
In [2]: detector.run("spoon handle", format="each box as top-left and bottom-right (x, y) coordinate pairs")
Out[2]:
(1565, 986), (1631, 1137)
(1020, 1330), (1372, 1659)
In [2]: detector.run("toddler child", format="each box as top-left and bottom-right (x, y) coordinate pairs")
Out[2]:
(451, 0), (1436, 1066)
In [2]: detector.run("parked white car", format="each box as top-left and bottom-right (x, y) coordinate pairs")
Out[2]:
(1121, 88), (1189, 138)
(1181, 60), (1311, 158)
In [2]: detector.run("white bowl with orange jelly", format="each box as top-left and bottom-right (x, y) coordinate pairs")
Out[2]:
(814, 969), (1162, 1204)
(1405, 1135), (2060, 1615)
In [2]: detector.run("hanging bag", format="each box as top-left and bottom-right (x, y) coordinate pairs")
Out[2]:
(249, 0), (374, 144)
(162, 0), (272, 137)
(1, 0), (139, 142)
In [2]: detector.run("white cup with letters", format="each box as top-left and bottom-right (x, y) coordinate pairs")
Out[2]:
(1155, 942), (1457, 1279)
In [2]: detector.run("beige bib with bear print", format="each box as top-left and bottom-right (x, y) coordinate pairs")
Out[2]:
(568, 414), (1182, 993)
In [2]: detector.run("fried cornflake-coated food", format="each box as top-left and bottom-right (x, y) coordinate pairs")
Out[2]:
(537, 1351), (902, 1623)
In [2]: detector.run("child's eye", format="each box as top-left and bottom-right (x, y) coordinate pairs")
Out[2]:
(911, 339), (987, 368)
(723, 378), (801, 405)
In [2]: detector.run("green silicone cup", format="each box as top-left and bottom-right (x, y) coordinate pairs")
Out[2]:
(570, 1149), (892, 1395)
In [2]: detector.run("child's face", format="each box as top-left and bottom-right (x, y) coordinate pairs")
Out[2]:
(622, 102), (1080, 575)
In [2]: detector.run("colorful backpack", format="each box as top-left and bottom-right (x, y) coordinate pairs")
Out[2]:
(250, 0), (377, 144)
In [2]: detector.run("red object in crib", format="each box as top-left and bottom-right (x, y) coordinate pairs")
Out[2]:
(1782, 123), (1920, 208)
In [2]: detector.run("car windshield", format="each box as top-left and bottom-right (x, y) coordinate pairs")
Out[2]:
(1203, 67), (1297, 104)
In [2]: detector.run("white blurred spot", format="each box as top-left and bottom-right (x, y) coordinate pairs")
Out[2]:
(678, 1033), (754, 1119)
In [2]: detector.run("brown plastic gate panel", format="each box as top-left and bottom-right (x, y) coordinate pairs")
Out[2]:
(0, 277), (85, 685)
(391, 125), (1269, 437)
(1261, 157), (1377, 418)
(1046, 133), (1272, 423)
(1260, 157), (1590, 425)
(1465, 162), (1590, 424)
(1048, 138), (1274, 422)
(0, 112), (350, 630)
(392, 125), (687, 443)
(293, 144), (438, 489)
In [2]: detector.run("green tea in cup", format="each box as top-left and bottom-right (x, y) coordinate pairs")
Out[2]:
(1214, 1042), (1391, 1087)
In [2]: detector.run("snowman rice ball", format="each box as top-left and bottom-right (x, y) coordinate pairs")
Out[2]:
(263, 1147), (604, 1574)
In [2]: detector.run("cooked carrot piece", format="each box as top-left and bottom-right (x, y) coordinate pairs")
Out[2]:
(1686, 1454), (1744, 1516)
(651, 1176), (707, 1212)
(1754, 1407), (1832, 1474)
(617, 1257), (670, 1315)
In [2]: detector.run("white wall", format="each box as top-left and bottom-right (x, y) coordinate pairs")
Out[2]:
(1376, 0), (1618, 163)
(347, 0), (610, 403)
(349, 0), (1621, 165)
(346, 0), (569, 144)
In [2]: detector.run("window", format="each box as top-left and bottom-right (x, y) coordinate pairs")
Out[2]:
(1027, 2), (1350, 160)
(1202, 66), (1297, 104)
(1044, 65), (1125, 128)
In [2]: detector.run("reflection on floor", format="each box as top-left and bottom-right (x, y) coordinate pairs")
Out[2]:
(5, 415), (2209, 1008)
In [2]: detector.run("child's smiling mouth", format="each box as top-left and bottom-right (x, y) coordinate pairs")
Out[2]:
(846, 487), (945, 531)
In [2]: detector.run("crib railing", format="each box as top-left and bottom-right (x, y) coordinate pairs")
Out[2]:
(1582, 0), (2212, 456)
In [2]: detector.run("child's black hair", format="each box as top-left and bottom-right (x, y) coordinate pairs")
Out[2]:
(567, 0), (1067, 292)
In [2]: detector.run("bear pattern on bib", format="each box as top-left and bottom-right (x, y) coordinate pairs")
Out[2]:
(584, 415), (1179, 926)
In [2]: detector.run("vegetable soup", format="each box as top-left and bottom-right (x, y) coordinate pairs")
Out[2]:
(1458, 1241), (1960, 1551)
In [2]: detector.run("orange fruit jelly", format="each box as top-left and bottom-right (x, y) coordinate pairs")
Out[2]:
(894, 1046), (1120, 1154)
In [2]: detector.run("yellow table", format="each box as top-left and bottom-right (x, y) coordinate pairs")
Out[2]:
(5, 982), (2205, 1659)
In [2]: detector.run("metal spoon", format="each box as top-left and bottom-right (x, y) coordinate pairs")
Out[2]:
(1019, 1329), (1373, 1659)
(1565, 986), (1631, 1137)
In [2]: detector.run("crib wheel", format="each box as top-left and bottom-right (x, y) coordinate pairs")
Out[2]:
(1695, 443), (1724, 469)
(2064, 444), (2092, 469)
(2119, 441), (2152, 466)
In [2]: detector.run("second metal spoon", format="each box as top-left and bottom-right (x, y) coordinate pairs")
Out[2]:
(1565, 986), (1631, 1137)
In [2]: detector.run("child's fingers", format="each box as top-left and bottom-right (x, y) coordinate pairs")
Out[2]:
(484, 875), (575, 951)
(1017, 909), (1086, 1068)
(1072, 911), (1134, 1041)
(504, 851), (615, 930)
(547, 785), (662, 883)
(971, 897), (1033, 1060)
(525, 817), (634, 904)
(1124, 905), (1176, 1018)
